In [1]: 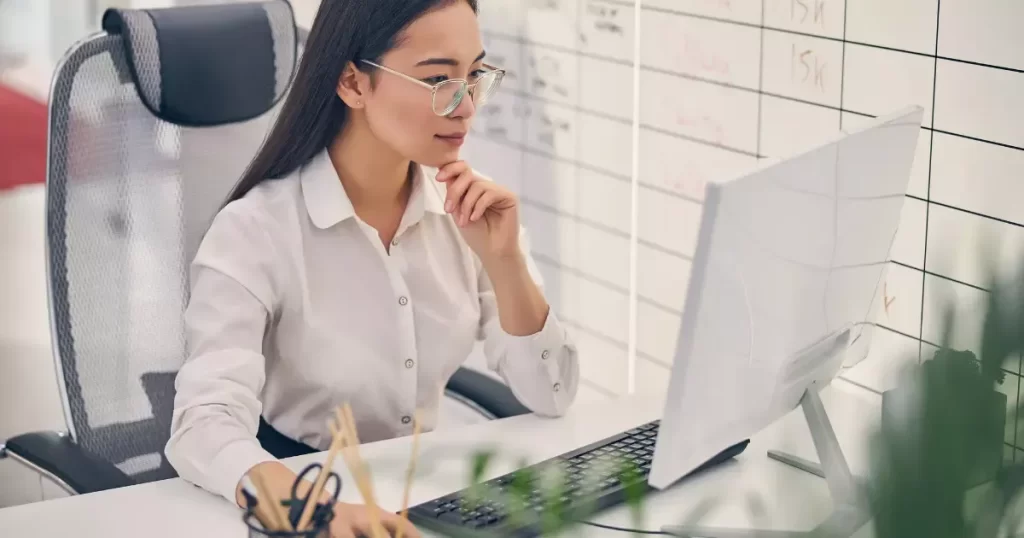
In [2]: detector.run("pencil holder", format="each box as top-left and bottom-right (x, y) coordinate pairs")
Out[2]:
(242, 497), (335, 538)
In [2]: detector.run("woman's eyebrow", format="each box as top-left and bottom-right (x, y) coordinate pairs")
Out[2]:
(415, 50), (486, 67)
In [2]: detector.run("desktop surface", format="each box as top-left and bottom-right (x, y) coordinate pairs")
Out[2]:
(0, 382), (882, 537)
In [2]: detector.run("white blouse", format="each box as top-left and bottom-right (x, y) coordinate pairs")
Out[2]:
(165, 149), (580, 503)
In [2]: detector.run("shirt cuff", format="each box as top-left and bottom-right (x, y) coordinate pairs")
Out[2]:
(210, 438), (277, 504)
(500, 308), (567, 361)
(499, 310), (578, 415)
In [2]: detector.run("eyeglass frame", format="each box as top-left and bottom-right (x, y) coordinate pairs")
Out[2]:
(359, 59), (506, 116)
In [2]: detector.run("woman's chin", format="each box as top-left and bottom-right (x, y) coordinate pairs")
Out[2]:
(418, 147), (462, 168)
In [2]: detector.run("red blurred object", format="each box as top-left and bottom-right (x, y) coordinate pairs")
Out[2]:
(0, 83), (48, 191)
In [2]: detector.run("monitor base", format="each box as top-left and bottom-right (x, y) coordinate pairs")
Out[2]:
(660, 387), (872, 538)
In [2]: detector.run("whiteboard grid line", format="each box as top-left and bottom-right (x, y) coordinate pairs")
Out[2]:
(624, 2), (1024, 75)
(840, 324), (1022, 380)
(919, 0), (940, 364)
(531, 252), (683, 316)
(921, 198), (1024, 231)
(502, 68), (1021, 155)
(487, 34), (1020, 153)
(488, 146), (1024, 278)
(838, 0), (849, 132)
(557, 312), (674, 367)
(475, 133), (710, 204)
(755, 0), (767, 160)
(633, 67), (1019, 151)
(890, 260), (989, 294)
(490, 131), (1024, 241)
(521, 197), (695, 261)
(496, 89), (759, 156)
(559, 308), (1016, 382)
(578, 378), (619, 397)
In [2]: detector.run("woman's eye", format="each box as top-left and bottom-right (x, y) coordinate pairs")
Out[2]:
(423, 75), (449, 85)
(469, 69), (488, 80)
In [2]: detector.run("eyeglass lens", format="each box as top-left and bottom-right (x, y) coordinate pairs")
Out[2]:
(433, 71), (503, 116)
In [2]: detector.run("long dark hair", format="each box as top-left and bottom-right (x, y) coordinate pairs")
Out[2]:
(226, 0), (478, 204)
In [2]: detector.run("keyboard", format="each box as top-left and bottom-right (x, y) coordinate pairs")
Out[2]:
(406, 420), (750, 537)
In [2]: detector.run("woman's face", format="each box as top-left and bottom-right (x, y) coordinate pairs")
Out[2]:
(360, 2), (488, 168)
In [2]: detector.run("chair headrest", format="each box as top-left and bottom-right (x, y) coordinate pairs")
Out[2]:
(102, 0), (296, 127)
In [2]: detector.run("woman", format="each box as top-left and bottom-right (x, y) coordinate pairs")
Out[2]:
(164, 0), (579, 535)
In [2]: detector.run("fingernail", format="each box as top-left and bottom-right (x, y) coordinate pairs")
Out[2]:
(444, 200), (453, 213)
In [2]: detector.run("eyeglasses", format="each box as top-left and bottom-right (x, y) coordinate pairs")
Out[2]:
(360, 59), (505, 116)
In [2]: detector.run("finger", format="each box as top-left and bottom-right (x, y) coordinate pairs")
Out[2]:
(460, 182), (488, 224)
(330, 521), (357, 538)
(436, 161), (469, 182)
(393, 517), (422, 538)
(444, 170), (475, 214)
(352, 511), (390, 538)
(380, 511), (421, 538)
(470, 190), (499, 222)
(350, 518), (379, 538)
(436, 160), (468, 181)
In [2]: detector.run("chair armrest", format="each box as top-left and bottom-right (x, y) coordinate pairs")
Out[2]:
(444, 367), (531, 420)
(3, 431), (135, 494)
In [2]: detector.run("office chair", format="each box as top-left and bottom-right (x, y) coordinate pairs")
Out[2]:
(0, 0), (528, 497)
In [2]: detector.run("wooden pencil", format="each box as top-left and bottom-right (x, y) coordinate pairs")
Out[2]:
(296, 418), (346, 531)
(250, 468), (288, 531)
(396, 409), (423, 538)
(335, 404), (386, 538)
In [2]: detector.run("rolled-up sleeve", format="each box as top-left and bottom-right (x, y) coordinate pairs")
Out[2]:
(478, 226), (580, 417)
(165, 205), (278, 503)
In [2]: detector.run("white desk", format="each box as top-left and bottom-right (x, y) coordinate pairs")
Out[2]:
(0, 379), (881, 537)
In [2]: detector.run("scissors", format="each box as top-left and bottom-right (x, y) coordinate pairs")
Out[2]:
(286, 462), (343, 530)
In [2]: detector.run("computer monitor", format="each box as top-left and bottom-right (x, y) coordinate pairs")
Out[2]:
(648, 106), (925, 536)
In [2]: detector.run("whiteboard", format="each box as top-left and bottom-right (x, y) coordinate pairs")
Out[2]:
(461, 0), (1024, 427)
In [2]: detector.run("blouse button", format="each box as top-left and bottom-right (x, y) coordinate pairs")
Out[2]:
(405, 358), (415, 369)
(398, 296), (408, 306)
(401, 415), (412, 424)
(541, 350), (550, 360)
(553, 382), (561, 392)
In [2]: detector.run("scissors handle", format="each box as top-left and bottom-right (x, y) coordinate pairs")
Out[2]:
(287, 463), (343, 528)
(291, 463), (324, 501)
(320, 471), (342, 504)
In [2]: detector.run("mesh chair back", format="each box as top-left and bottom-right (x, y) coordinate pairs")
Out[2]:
(46, 1), (297, 484)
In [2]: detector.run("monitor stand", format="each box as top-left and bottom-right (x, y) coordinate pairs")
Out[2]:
(660, 386), (872, 538)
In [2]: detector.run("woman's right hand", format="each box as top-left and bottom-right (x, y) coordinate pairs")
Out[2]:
(329, 502), (421, 538)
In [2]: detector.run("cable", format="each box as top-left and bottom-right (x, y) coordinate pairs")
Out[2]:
(576, 520), (672, 535)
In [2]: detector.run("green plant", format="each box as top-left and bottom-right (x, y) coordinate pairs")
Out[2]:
(867, 263), (1024, 538)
